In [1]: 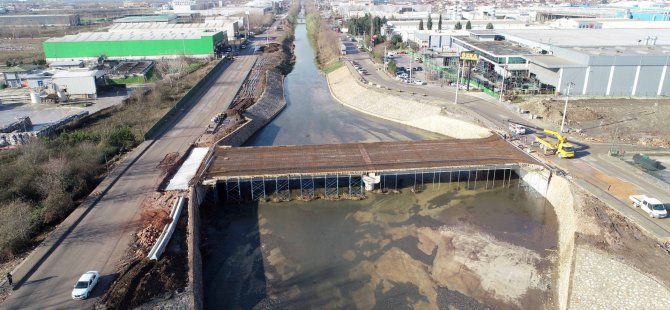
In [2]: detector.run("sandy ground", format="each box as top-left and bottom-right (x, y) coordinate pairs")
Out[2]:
(516, 97), (670, 147)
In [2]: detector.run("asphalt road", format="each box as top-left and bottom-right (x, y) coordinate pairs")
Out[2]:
(2, 52), (258, 309)
(342, 42), (670, 239)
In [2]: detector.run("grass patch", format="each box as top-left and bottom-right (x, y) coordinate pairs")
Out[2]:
(322, 60), (343, 74)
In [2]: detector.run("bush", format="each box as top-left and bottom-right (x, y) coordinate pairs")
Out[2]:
(42, 191), (74, 225)
(0, 200), (33, 260)
(104, 126), (137, 153)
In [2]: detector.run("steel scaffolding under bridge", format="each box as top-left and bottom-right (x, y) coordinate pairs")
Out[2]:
(199, 137), (537, 201)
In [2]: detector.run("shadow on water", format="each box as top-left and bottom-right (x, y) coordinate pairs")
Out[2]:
(201, 194), (267, 310)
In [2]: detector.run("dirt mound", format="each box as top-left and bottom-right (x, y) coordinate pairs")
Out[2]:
(156, 152), (180, 176)
(516, 97), (670, 147)
(262, 43), (281, 53)
(100, 209), (189, 309)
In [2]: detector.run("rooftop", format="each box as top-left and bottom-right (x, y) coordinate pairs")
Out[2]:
(113, 14), (177, 23)
(524, 55), (582, 68)
(108, 21), (231, 32)
(455, 36), (534, 57)
(52, 70), (103, 78)
(499, 28), (670, 47)
(45, 31), (220, 43)
(569, 45), (670, 57)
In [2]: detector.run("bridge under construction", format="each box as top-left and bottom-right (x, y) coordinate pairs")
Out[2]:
(200, 136), (537, 201)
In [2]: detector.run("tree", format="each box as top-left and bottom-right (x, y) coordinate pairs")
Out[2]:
(387, 60), (397, 74)
(418, 19), (424, 30)
(486, 22), (494, 29)
(390, 34), (403, 48)
(454, 21), (462, 30)
(438, 14), (442, 31)
(427, 14), (433, 30)
(466, 21), (472, 30)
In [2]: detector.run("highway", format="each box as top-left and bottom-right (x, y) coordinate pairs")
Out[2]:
(2, 52), (258, 309)
(342, 41), (670, 240)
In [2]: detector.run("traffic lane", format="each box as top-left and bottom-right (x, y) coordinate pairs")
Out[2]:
(2, 56), (258, 309)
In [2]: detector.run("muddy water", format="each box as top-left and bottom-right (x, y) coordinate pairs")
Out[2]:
(202, 181), (558, 309)
(243, 24), (441, 146)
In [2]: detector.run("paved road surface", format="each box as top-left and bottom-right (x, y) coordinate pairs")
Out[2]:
(2, 53), (258, 309)
(343, 43), (670, 239)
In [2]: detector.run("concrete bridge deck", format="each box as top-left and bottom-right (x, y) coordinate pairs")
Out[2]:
(202, 136), (535, 183)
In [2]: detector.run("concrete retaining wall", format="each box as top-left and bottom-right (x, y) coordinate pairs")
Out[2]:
(216, 71), (286, 146)
(327, 66), (491, 139)
(519, 165), (576, 310)
(187, 186), (206, 310)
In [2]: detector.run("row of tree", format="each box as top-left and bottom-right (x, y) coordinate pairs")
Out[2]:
(419, 14), (494, 30)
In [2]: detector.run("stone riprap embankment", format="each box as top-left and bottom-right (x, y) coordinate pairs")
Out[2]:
(327, 66), (491, 139)
(216, 71), (286, 146)
(569, 247), (670, 310)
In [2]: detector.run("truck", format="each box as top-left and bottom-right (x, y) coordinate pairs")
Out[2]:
(629, 195), (668, 218)
(535, 129), (574, 158)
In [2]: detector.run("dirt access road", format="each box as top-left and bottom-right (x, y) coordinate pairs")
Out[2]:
(517, 97), (670, 148)
(1, 53), (258, 309)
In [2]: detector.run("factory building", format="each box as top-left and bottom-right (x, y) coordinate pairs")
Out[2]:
(0, 14), (80, 27)
(52, 70), (106, 98)
(451, 28), (670, 97)
(43, 30), (226, 62)
(108, 20), (239, 40)
(113, 14), (178, 24)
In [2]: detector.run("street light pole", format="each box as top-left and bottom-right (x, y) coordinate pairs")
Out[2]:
(560, 82), (574, 133)
(454, 59), (461, 104)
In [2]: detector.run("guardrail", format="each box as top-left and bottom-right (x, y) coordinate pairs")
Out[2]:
(148, 196), (186, 260)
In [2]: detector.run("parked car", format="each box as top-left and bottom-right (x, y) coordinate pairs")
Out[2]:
(630, 195), (668, 218)
(509, 123), (527, 135)
(72, 271), (100, 300)
(415, 66), (423, 71)
(414, 79), (426, 85)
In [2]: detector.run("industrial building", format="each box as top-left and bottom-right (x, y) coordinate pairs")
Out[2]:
(113, 14), (178, 24)
(451, 28), (670, 97)
(52, 70), (106, 98)
(109, 20), (240, 40)
(0, 14), (80, 27)
(43, 30), (226, 62)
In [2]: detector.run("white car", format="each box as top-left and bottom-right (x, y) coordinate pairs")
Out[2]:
(414, 79), (426, 85)
(72, 271), (100, 300)
(630, 195), (668, 218)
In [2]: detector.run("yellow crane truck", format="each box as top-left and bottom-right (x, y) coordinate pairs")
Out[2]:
(535, 129), (575, 158)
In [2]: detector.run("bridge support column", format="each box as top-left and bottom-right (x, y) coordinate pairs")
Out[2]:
(362, 173), (381, 191)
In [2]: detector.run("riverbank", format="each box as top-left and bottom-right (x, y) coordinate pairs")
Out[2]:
(326, 64), (491, 139)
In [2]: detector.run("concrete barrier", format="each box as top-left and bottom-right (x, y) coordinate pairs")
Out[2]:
(187, 186), (205, 310)
(148, 196), (186, 260)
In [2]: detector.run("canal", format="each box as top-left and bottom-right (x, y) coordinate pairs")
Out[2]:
(201, 23), (559, 309)
(244, 24), (441, 146)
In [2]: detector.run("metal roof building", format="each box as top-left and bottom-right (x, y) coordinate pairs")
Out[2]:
(452, 28), (670, 97)
(43, 30), (226, 61)
(113, 14), (178, 24)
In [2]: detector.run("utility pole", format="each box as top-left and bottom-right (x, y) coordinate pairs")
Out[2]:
(409, 52), (413, 82)
(499, 66), (505, 102)
(454, 59), (461, 104)
(560, 82), (574, 133)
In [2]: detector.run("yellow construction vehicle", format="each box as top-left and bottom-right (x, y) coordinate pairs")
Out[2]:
(535, 129), (575, 158)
